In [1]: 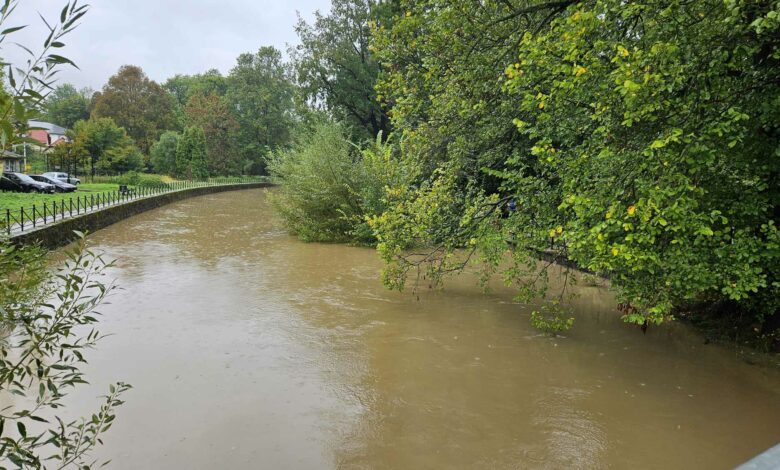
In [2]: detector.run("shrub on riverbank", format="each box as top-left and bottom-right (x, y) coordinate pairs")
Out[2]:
(267, 120), (407, 245)
(93, 171), (172, 187)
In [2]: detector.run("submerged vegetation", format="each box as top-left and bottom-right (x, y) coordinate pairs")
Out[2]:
(270, 0), (780, 347)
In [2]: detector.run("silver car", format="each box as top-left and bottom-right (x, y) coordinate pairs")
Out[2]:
(42, 172), (81, 185)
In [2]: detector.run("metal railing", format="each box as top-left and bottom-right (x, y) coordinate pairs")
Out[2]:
(2, 177), (266, 236)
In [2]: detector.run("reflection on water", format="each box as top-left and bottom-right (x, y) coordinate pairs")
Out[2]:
(56, 188), (780, 469)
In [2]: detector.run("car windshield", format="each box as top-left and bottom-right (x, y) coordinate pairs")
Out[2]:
(15, 174), (36, 183)
(37, 176), (55, 183)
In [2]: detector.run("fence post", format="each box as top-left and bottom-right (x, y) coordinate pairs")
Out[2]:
(20, 207), (25, 232)
(32, 205), (36, 228)
(43, 202), (47, 223)
(5, 209), (9, 235)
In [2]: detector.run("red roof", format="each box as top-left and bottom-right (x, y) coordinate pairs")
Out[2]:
(28, 129), (49, 145)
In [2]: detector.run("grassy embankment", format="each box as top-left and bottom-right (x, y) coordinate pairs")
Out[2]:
(0, 183), (120, 213)
(1, 174), (268, 229)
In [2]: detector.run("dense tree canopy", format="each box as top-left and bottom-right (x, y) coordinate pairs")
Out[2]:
(70, 117), (141, 175)
(164, 69), (228, 108)
(293, 0), (394, 141)
(91, 65), (177, 153)
(176, 126), (208, 179)
(271, 0), (780, 343)
(184, 93), (241, 175)
(41, 83), (92, 128)
(226, 47), (296, 173)
(149, 130), (180, 175)
(365, 0), (780, 334)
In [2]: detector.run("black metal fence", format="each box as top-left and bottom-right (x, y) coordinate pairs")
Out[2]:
(3, 177), (266, 235)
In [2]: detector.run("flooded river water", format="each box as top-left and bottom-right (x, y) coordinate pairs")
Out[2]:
(61, 188), (779, 469)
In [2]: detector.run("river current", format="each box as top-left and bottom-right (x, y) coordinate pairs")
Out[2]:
(59, 188), (780, 469)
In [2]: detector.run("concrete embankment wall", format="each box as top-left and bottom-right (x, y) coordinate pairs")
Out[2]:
(10, 182), (274, 249)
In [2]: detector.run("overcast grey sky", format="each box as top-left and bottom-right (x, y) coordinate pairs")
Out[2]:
(6, 0), (331, 91)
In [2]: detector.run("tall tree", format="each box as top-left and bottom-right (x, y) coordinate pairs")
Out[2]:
(42, 83), (92, 128)
(91, 65), (176, 153)
(70, 117), (140, 176)
(164, 69), (228, 107)
(184, 93), (241, 175)
(176, 126), (208, 179)
(150, 130), (180, 175)
(293, 0), (394, 141)
(226, 46), (295, 173)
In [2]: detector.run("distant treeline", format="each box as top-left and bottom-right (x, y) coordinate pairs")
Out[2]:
(38, 46), (294, 178)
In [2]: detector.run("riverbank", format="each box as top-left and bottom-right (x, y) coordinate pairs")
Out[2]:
(8, 181), (274, 249)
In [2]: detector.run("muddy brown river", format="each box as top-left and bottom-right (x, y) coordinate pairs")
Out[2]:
(58, 188), (779, 469)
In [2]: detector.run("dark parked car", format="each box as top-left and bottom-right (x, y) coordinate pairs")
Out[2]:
(0, 172), (56, 193)
(31, 174), (77, 193)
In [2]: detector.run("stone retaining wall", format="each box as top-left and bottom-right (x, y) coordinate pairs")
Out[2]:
(9, 182), (274, 249)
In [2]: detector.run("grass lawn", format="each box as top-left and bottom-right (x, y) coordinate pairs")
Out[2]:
(0, 183), (121, 222)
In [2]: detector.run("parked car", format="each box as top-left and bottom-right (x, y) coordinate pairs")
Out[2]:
(30, 174), (77, 193)
(42, 172), (81, 185)
(0, 172), (56, 193)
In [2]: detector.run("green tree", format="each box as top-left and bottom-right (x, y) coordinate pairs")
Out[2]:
(164, 69), (228, 107)
(184, 93), (241, 175)
(42, 83), (92, 128)
(501, 0), (780, 328)
(369, 0), (780, 342)
(164, 69), (228, 129)
(150, 130), (180, 175)
(176, 126), (208, 179)
(70, 117), (140, 175)
(91, 65), (176, 153)
(226, 47), (295, 173)
(293, 0), (394, 141)
(371, 0), (544, 189)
